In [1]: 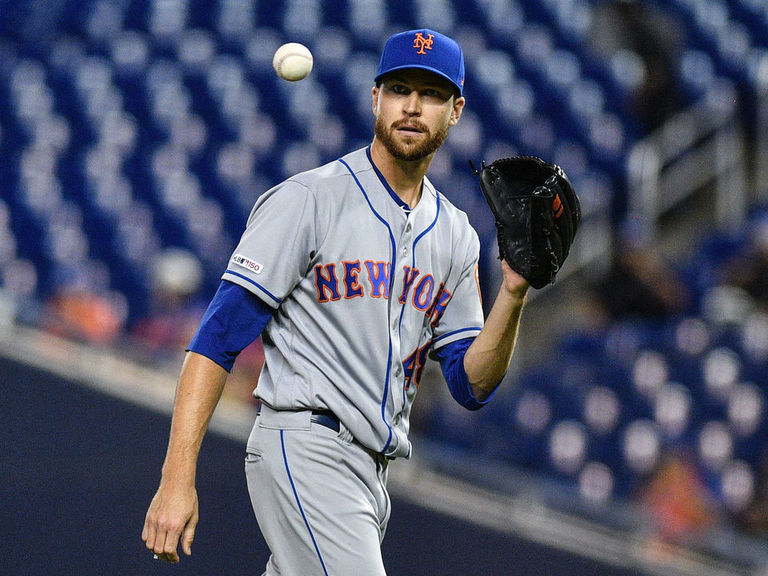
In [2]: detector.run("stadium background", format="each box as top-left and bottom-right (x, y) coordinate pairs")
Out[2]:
(1, 0), (768, 574)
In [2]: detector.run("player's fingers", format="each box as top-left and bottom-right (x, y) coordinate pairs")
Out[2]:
(144, 510), (180, 562)
(143, 494), (165, 548)
(159, 524), (182, 563)
(142, 511), (158, 553)
(141, 519), (151, 546)
(157, 551), (179, 563)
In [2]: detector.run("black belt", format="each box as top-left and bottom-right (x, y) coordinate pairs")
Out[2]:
(256, 406), (340, 433)
(310, 410), (341, 433)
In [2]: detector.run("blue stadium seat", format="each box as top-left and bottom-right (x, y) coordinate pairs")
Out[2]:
(476, 0), (526, 46)
(678, 49), (718, 101)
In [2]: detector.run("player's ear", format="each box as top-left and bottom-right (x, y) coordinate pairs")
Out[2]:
(449, 96), (465, 126)
(372, 85), (380, 115)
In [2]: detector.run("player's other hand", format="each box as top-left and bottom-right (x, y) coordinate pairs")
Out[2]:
(142, 482), (199, 563)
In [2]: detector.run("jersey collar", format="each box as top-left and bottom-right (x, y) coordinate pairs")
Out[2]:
(366, 146), (415, 213)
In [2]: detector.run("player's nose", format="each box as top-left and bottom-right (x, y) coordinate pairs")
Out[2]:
(402, 91), (422, 115)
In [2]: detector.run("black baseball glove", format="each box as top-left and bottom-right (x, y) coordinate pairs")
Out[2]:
(472, 156), (581, 289)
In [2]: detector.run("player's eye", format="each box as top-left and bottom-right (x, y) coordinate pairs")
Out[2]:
(421, 87), (451, 102)
(391, 83), (410, 95)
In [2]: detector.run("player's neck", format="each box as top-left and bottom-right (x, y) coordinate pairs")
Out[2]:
(369, 140), (430, 209)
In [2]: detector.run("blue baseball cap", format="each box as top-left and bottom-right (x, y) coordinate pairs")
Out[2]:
(375, 29), (465, 97)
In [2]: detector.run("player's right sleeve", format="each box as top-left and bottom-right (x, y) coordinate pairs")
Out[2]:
(187, 280), (273, 372)
(222, 179), (318, 307)
(430, 223), (484, 350)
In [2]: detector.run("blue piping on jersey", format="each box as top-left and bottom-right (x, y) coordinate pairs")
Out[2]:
(281, 430), (329, 576)
(366, 146), (411, 212)
(412, 192), (441, 245)
(399, 189), (442, 408)
(338, 155), (396, 454)
(432, 326), (484, 346)
(224, 269), (282, 306)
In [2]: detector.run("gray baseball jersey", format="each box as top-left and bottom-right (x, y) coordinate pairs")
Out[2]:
(223, 146), (484, 459)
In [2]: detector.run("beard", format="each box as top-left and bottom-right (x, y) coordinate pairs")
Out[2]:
(374, 116), (450, 162)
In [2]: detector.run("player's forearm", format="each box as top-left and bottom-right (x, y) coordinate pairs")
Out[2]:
(463, 285), (527, 399)
(160, 352), (229, 486)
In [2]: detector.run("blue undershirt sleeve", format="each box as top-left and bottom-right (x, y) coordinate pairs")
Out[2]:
(187, 280), (274, 372)
(435, 337), (497, 411)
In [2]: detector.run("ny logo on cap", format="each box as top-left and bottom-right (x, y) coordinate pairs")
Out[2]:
(413, 32), (434, 55)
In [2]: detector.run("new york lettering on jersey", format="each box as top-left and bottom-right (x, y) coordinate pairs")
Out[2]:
(313, 260), (452, 323)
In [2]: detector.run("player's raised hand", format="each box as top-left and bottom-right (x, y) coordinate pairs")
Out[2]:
(500, 259), (530, 300)
(142, 482), (199, 563)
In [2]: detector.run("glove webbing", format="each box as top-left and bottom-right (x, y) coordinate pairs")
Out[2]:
(534, 178), (560, 279)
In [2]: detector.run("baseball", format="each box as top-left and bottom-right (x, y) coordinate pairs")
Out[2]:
(273, 42), (313, 82)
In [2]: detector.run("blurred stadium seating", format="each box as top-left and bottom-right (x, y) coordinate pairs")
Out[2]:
(2, 0), (768, 559)
(0, 0), (655, 324)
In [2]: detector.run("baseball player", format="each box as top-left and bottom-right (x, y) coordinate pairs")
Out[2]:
(142, 29), (530, 575)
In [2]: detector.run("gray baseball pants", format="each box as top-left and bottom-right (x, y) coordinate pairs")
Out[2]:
(245, 403), (391, 576)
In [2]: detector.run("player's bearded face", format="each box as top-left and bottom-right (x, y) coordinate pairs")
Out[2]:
(374, 115), (450, 161)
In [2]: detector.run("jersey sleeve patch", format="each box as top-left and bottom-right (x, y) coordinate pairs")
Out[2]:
(231, 254), (264, 274)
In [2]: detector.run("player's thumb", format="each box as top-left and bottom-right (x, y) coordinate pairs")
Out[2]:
(181, 522), (195, 556)
(181, 504), (198, 557)
(181, 494), (199, 556)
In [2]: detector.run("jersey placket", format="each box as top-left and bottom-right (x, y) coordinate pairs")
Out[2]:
(388, 215), (415, 427)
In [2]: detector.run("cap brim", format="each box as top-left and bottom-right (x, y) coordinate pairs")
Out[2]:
(374, 65), (463, 96)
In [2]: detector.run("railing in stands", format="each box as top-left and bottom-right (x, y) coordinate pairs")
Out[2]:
(626, 80), (748, 242)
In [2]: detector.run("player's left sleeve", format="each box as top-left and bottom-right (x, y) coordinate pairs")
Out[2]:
(435, 337), (496, 410)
